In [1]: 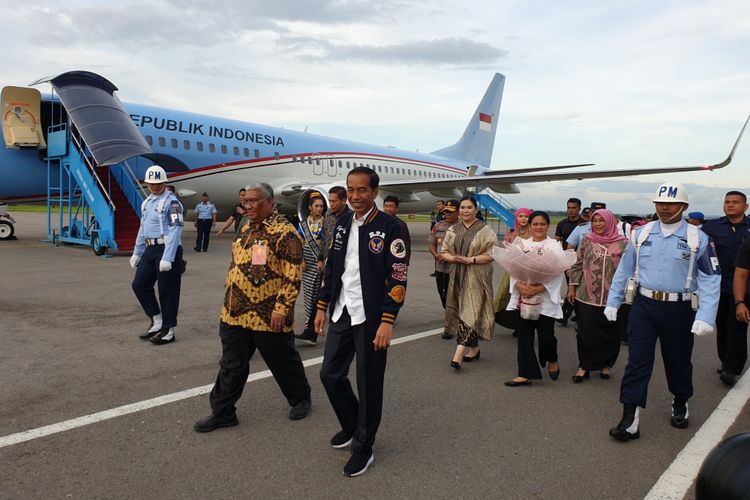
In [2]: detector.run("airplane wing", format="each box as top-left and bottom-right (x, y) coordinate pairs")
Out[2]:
(380, 114), (749, 194)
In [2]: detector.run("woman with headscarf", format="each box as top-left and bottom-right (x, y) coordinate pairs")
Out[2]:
(296, 192), (326, 342)
(494, 208), (532, 333)
(440, 196), (498, 369)
(566, 209), (628, 382)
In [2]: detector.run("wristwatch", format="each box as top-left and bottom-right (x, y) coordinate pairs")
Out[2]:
(736, 299), (745, 306)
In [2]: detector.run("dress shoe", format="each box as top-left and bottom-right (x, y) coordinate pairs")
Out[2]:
(441, 331), (454, 340)
(716, 367), (723, 375)
(450, 360), (461, 370)
(343, 452), (374, 477)
(548, 367), (560, 381)
(193, 246), (201, 252)
(556, 318), (568, 327)
(719, 371), (736, 386)
(512, 330), (519, 338)
(139, 317), (163, 340)
(670, 397), (689, 429)
(289, 399), (312, 420)
(572, 371), (589, 383)
(462, 351), (480, 362)
(600, 371), (611, 380)
(330, 430), (354, 449)
(504, 378), (532, 387)
(194, 413), (238, 433)
(294, 331), (317, 345)
(609, 404), (640, 442)
(150, 327), (175, 345)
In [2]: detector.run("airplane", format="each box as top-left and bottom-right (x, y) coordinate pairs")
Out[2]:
(1, 71), (747, 248)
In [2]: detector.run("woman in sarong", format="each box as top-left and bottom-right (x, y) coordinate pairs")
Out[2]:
(440, 196), (498, 369)
(296, 193), (326, 340)
(567, 209), (627, 382)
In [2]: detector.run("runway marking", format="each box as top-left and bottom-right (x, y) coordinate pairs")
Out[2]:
(645, 368), (750, 499)
(0, 328), (442, 450)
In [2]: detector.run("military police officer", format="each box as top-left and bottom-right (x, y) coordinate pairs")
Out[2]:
(130, 165), (184, 345)
(605, 182), (721, 441)
(194, 192), (217, 252)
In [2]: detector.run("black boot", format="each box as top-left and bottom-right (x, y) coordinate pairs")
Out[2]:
(609, 404), (640, 441)
(670, 397), (689, 429)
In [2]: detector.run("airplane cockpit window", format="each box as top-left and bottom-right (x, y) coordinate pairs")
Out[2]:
(254, 149), (260, 158)
(158, 137), (166, 147)
(145, 135), (153, 146)
(233, 146), (240, 155)
(244, 148), (250, 157)
(197, 141), (203, 152)
(183, 140), (190, 150)
(209, 143), (216, 153)
(221, 144), (228, 154)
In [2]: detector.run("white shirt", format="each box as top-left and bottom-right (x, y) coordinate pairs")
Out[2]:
(506, 237), (565, 319)
(332, 206), (374, 326)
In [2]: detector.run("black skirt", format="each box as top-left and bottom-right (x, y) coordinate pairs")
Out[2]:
(575, 301), (621, 371)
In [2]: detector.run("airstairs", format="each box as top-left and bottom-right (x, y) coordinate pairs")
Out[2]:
(474, 188), (517, 235)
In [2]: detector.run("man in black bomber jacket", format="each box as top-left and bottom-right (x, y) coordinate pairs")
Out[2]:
(314, 167), (407, 477)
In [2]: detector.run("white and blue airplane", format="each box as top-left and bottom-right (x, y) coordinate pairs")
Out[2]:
(1, 71), (747, 222)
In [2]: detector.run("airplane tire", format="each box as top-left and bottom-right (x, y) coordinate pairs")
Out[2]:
(91, 234), (107, 256)
(0, 220), (14, 240)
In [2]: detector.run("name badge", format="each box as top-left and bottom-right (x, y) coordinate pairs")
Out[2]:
(252, 243), (268, 265)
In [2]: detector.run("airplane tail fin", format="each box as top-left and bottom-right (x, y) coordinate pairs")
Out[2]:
(431, 73), (505, 168)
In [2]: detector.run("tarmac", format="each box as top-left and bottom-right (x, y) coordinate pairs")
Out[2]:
(1, 211), (748, 499)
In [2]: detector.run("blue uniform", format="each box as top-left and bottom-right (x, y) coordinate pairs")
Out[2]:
(566, 223), (590, 248)
(194, 201), (217, 252)
(132, 191), (184, 329)
(607, 221), (721, 407)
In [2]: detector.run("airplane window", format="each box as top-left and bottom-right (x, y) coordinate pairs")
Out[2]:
(244, 148), (249, 157)
(221, 145), (228, 154)
(329, 159), (334, 166)
(275, 152), (280, 160)
(197, 141), (203, 152)
(145, 135), (153, 146)
(316, 158), (320, 165)
(254, 149), (260, 158)
(209, 143), (216, 153)
(233, 146), (240, 155)
(377, 165), (382, 172)
(183, 140), (190, 150)
(307, 157), (312, 164)
(338, 160), (342, 168)
(158, 137), (166, 147)
(390, 167), (394, 173)
(171, 138), (178, 149)
(408, 169), (412, 175)
(292, 154), (297, 162)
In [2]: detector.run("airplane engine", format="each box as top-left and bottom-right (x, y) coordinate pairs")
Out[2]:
(296, 187), (332, 224)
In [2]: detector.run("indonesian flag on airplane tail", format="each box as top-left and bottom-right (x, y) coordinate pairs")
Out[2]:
(479, 112), (492, 132)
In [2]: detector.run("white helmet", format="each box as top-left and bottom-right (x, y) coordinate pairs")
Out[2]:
(653, 182), (688, 203)
(143, 165), (167, 184)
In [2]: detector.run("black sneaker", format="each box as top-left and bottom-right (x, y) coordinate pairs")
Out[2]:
(194, 413), (238, 433)
(289, 399), (311, 420)
(441, 331), (453, 340)
(330, 430), (354, 449)
(670, 397), (689, 428)
(343, 452), (374, 477)
(609, 404), (640, 441)
(151, 328), (175, 345)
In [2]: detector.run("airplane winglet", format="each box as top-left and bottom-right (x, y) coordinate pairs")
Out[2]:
(706, 113), (750, 171)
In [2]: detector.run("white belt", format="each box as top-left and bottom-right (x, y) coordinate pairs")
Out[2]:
(145, 237), (165, 245)
(639, 287), (691, 302)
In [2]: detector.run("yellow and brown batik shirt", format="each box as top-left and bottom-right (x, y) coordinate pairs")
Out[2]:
(221, 213), (303, 332)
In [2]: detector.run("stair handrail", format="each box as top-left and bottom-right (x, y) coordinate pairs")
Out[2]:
(479, 187), (517, 212)
(69, 129), (116, 212)
(121, 159), (147, 199)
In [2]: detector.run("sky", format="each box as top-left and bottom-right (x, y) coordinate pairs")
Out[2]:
(2, 0), (749, 215)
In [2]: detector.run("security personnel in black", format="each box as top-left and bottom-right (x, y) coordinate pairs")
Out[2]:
(314, 167), (407, 477)
(701, 190), (750, 385)
(130, 165), (184, 345)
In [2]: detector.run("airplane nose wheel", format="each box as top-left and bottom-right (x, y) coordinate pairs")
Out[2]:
(0, 220), (14, 240)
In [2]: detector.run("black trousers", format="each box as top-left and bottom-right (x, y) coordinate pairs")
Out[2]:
(716, 292), (749, 375)
(516, 314), (557, 379)
(620, 296), (694, 408)
(435, 271), (449, 309)
(196, 219), (212, 250)
(209, 323), (311, 418)
(320, 309), (387, 456)
(575, 301), (621, 371)
(132, 244), (182, 328)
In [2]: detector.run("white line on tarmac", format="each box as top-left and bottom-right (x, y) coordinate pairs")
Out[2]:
(0, 328), (442, 450)
(645, 368), (750, 500)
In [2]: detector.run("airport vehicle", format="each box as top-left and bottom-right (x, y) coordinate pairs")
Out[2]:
(0, 202), (15, 240)
(0, 71), (746, 255)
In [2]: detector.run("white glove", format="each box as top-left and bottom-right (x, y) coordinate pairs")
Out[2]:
(603, 306), (618, 322)
(130, 255), (141, 269)
(691, 320), (714, 337)
(159, 260), (172, 272)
